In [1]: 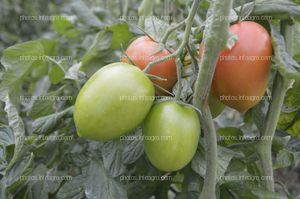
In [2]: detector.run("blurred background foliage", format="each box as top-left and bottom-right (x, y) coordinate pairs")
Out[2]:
(0, 0), (300, 198)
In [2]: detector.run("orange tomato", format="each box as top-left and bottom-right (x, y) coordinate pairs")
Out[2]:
(122, 36), (177, 95)
(200, 21), (272, 113)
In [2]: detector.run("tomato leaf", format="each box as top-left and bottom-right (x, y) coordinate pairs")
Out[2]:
(271, 23), (300, 80)
(56, 175), (86, 199)
(51, 16), (79, 39)
(81, 31), (112, 69)
(84, 159), (127, 199)
(102, 127), (144, 177)
(222, 181), (287, 199)
(144, 17), (173, 43)
(105, 23), (135, 50)
(49, 64), (65, 85)
(0, 126), (14, 146)
(32, 107), (73, 134)
(70, 0), (104, 28)
(191, 142), (243, 183)
(2, 153), (34, 192)
(274, 149), (300, 169)
(245, 0), (300, 20)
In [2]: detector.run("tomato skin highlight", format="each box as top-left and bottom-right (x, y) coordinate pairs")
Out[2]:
(123, 36), (177, 94)
(143, 101), (200, 171)
(73, 62), (155, 141)
(200, 21), (272, 113)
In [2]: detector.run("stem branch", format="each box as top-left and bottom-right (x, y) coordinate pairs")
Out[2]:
(191, 0), (233, 199)
(257, 21), (294, 192)
(257, 73), (290, 191)
(138, 0), (154, 28)
(174, 58), (183, 101)
(160, 20), (185, 44)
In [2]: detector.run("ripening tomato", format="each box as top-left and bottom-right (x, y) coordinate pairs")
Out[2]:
(73, 62), (155, 141)
(122, 36), (177, 95)
(143, 101), (200, 171)
(200, 21), (272, 113)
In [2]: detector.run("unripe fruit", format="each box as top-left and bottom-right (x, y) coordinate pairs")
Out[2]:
(74, 62), (155, 141)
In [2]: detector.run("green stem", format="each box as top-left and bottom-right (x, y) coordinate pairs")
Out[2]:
(191, 0), (233, 199)
(257, 21), (294, 192)
(160, 20), (185, 44)
(174, 58), (183, 101)
(257, 73), (290, 191)
(138, 0), (154, 29)
(122, 0), (130, 16)
(143, 0), (200, 73)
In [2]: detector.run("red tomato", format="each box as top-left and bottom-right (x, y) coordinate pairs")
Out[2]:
(122, 36), (177, 95)
(200, 21), (272, 113)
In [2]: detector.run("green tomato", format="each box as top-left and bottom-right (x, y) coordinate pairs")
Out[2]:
(74, 62), (155, 141)
(143, 101), (200, 171)
(208, 92), (225, 118)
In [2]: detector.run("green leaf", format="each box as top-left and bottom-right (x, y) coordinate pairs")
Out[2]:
(56, 175), (86, 199)
(29, 87), (65, 119)
(191, 143), (243, 183)
(286, 137), (300, 152)
(122, 127), (144, 165)
(286, 119), (300, 136)
(271, 23), (300, 80)
(3, 153), (34, 192)
(22, 164), (50, 199)
(249, 99), (269, 134)
(0, 125), (14, 146)
(144, 17), (171, 42)
(81, 31), (112, 68)
(49, 64), (65, 84)
(0, 41), (44, 94)
(71, 0), (103, 27)
(84, 159), (127, 199)
(102, 127), (144, 177)
(105, 23), (134, 50)
(217, 127), (244, 146)
(277, 111), (298, 130)
(32, 107), (73, 134)
(0, 94), (26, 172)
(272, 135), (291, 153)
(102, 141), (127, 178)
(285, 80), (300, 107)
(65, 62), (86, 83)
(176, 167), (203, 199)
(51, 16), (79, 38)
(223, 181), (287, 199)
(245, 0), (300, 20)
(274, 149), (300, 169)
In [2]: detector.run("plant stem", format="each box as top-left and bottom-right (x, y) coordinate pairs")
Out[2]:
(122, 0), (130, 16)
(191, 0), (233, 198)
(257, 21), (294, 192)
(143, 0), (200, 74)
(174, 58), (183, 101)
(257, 73), (290, 191)
(160, 20), (185, 44)
(138, 0), (154, 29)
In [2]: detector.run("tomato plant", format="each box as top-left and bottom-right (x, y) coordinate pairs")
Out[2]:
(74, 62), (154, 140)
(143, 101), (200, 171)
(123, 36), (177, 95)
(1, 0), (300, 199)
